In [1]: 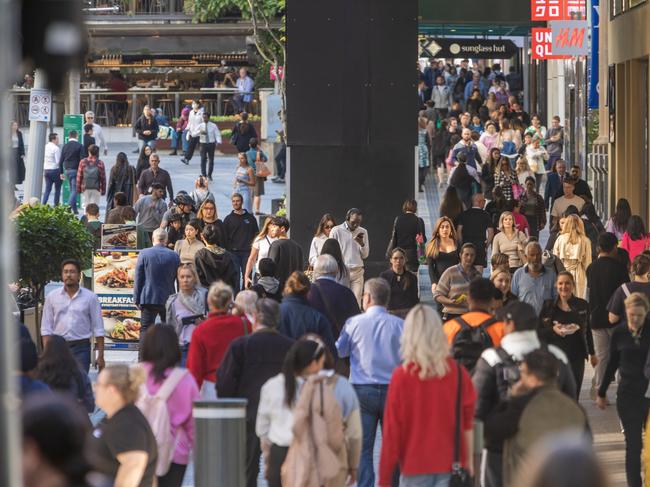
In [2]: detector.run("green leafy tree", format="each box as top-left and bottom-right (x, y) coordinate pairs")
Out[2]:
(15, 205), (95, 330)
(188, 0), (287, 135)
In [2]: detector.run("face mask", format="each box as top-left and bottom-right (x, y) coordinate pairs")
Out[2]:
(192, 104), (198, 110)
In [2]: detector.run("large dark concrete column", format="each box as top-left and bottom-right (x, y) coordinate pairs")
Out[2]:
(286, 0), (418, 276)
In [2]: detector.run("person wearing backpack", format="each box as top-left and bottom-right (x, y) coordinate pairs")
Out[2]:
(139, 324), (199, 487)
(472, 301), (576, 487)
(442, 278), (505, 372)
(76, 144), (106, 209)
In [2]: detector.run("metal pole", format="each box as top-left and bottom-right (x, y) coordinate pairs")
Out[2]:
(193, 399), (247, 487)
(69, 69), (81, 114)
(0, 0), (23, 483)
(23, 69), (49, 202)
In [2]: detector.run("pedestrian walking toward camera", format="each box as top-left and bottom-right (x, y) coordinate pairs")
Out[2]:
(180, 100), (203, 165)
(41, 259), (104, 373)
(330, 209), (369, 306)
(198, 112), (221, 180)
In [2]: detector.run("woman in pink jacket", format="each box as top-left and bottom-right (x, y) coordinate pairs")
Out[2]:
(141, 324), (200, 487)
(620, 215), (650, 262)
(170, 107), (190, 156)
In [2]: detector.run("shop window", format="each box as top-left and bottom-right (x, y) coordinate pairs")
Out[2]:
(612, 0), (647, 17)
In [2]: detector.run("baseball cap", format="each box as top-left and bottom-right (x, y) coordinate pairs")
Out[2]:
(497, 301), (538, 331)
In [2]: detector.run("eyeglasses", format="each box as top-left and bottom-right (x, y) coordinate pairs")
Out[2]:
(324, 224), (334, 229)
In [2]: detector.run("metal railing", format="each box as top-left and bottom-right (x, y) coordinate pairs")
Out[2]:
(83, 0), (185, 15)
(588, 142), (610, 220)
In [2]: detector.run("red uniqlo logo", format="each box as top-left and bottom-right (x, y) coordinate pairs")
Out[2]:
(565, 0), (586, 19)
(531, 0), (563, 20)
(531, 28), (571, 59)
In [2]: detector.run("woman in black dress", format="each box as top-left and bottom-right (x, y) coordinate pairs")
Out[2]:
(380, 247), (419, 318)
(388, 198), (426, 273)
(425, 216), (459, 295)
(106, 151), (137, 210)
(539, 271), (596, 396)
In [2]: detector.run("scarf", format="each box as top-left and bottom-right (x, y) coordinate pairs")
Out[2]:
(176, 288), (206, 316)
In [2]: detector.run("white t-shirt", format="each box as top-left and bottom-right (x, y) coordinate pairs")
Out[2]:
(253, 235), (278, 264)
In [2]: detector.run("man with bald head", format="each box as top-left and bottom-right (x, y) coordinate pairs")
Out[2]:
(457, 193), (494, 272)
(451, 127), (482, 168)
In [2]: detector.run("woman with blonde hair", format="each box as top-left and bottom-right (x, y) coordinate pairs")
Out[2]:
(490, 267), (517, 309)
(244, 217), (280, 288)
(425, 216), (459, 294)
(90, 364), (158, 487)
(379, 304), (475, 486)
(308, 213), (336, 267)
(492, 211), (527, 273)
(515, 157), (535, 187)
(552, 214), (592, 298)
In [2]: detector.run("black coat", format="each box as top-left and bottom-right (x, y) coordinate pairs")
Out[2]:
(306, 278), (360, 339)
(194, 246), (240, 293)
(13, 130), (25, 184)
(106, 163), (137, 209)
(231, 122), (258, 153)
(268, 238), (305, 292)
(134, 115), (159, 142)
(216, 329), (294, 422)
(539, 296), (595, 361)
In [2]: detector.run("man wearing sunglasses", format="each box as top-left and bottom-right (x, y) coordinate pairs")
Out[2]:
(84, 111), (108, 156)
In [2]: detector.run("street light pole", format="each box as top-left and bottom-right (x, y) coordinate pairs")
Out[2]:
(0, 0), (23, 484)
(24, 69), (49, 202)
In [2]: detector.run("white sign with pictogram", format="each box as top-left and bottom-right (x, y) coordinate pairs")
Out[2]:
(28, 88), (52, 122)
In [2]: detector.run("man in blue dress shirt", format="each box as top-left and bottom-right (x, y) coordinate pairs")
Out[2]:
(336, 277), (403, 487)
(233, 68), (255, 114)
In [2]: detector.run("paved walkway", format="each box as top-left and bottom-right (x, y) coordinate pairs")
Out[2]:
(69, 147), (625, 486)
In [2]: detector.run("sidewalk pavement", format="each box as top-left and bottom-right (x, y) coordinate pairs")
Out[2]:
(86, 160), (625, 486)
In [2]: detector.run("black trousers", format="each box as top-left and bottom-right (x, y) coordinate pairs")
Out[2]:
(139, 304), (166, 358)
(158, 463), (187, 487)
(267, 444), (288, 487)
(525, 214), (539, 238)
(616, 392), (649, 487)
(200, 142), (216, 177)
(246, 419), (262, 487)
(185, 136), (200, 162)
(569, 357), (585, 399)
(418, 166), (429, 188)
(482, 449), (503, 487)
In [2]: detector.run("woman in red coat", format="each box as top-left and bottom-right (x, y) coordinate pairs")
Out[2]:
(379, 304), (476, 487)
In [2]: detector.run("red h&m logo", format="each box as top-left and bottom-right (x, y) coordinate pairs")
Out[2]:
(531, 28), (571, 60)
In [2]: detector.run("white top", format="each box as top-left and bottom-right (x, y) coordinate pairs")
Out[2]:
(525, 145), (549, 174)
(330, 222), (369, 269)
(41, 286), (104, 340)
(91, 123), (108, 152)
(198, 121), (222, 144)
(256, 373), (304, 447)
(43, 142), (61, 171)
(187, 109), (204, 137)
(517, 170), (535, 186)
(308, 234), (328, 267)
(252, 235), (278, 264)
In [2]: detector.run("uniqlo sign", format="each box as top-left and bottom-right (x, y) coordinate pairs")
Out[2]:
(531, 0), (586, 20)
(531, 28), (571, 60)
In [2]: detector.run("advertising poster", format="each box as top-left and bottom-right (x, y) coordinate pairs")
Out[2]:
(101, 224), (138, 250)
(93, 250), (141, 344)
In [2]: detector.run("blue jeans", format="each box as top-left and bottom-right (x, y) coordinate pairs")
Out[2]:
(138, 139), (156, 152)
(400, 473), (451, 487)
(171, 129), (190, 153)
(230, 250), (250, 291)
(65, 169), (79, 213)
(69, 341), (91, 374)
(354, 384), (398, 487)
(42, 169), (62, 205)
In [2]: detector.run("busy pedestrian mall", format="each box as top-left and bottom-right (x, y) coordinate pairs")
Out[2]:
(3, 0), (650, 486)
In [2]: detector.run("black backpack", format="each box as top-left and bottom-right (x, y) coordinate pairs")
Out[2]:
(451, 316), (496, 373)
(494, 342), (550, 401)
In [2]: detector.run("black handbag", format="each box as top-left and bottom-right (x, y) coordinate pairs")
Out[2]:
(450, 361), (473, 487)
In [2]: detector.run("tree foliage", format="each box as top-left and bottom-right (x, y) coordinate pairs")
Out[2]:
(186, 0), (284, 23)
(15, 205), (94, 298)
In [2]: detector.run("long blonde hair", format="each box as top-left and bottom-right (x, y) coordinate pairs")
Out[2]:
(401, 304), (450, 379)
(425, 216), (458, 258)
(516, 157), (531, 175)
(561, 214), (586, 245)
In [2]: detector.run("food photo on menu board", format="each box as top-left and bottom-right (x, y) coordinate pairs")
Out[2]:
(101, 224), (138, 250)
(93, 250), (141, 343)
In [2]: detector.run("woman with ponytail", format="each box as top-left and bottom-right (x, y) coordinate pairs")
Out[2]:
(91, 364), (158, 487)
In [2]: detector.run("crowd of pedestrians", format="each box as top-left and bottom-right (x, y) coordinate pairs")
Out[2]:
(15, 58), (650, 487)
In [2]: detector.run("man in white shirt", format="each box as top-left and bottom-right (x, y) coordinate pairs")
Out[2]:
(42, 132), (62, 205)
(84, 111), (108, 156)
(198, 111), (222, 180)
(330, 208), (370, 306)
(181, 100), (204, 165)
(41, 258), (104, 373)
(233, 68), (255, 113)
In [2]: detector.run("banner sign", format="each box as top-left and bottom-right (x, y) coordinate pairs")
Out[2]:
(93, 251), (141, 344)
(101, 224), (138, 250)
(588, 0), (600, 109)
(531, 0), (587, 20)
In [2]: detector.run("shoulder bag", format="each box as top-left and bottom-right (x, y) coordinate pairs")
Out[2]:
(450, 361), (472, 487)
(255, 149), (271, 178)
